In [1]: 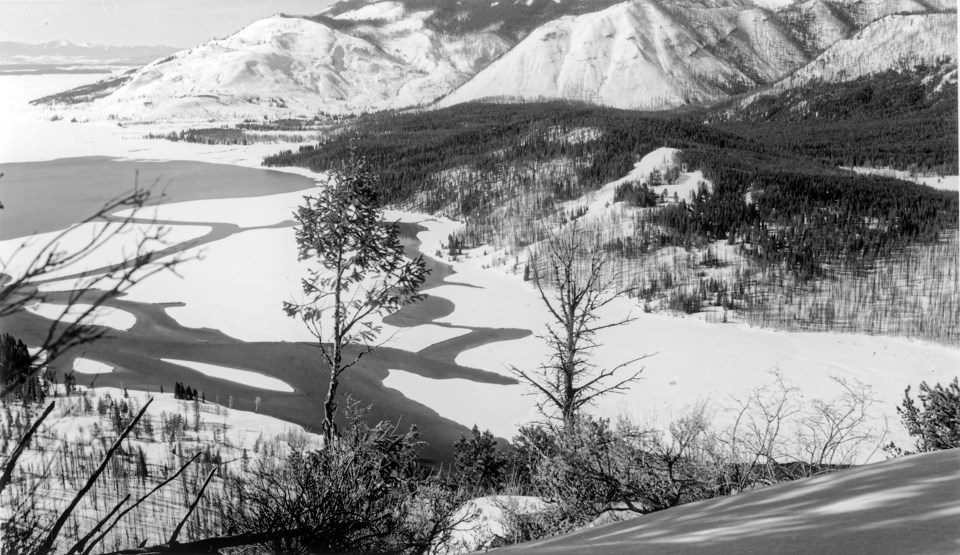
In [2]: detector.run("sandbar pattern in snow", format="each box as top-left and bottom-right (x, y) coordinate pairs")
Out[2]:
(26, 303), (137, 331)
(383, 369), (534, 439)
(162, 359), (295, 392)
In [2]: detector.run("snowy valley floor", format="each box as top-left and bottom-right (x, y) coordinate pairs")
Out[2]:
(1, 72), (958, 464)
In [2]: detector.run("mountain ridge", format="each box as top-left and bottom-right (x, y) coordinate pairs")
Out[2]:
(31, 0), (958, 120)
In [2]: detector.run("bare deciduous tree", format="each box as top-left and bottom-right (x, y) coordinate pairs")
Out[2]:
(511, 229), (652, 430)
(721, 371), (886, 490)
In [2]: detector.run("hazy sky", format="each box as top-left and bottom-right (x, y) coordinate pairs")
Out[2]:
(0, 1), (337, 48)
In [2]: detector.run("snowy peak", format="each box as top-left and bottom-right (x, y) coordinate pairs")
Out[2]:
(435, 0), (954, 111)
(437, 0), (812, 110)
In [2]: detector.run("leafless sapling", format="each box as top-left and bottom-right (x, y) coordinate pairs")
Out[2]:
(511, 228), (652, 431)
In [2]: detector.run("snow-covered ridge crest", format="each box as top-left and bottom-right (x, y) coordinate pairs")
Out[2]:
(333, 1), (414, 22)
(775, 13), (957, 88)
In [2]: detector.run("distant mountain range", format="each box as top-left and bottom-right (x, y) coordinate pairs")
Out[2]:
(31, 0), (958, 120)
(0, 39), (179, 67)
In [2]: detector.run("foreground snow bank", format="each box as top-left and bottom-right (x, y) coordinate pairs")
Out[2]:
(498, 450), (960, 555)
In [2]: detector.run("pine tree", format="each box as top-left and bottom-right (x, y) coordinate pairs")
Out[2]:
(283, 155), (429, 438)
(454, 426), (507, 492)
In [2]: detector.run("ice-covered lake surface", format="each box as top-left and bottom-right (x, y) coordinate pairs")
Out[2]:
(1, 73), (958, 464)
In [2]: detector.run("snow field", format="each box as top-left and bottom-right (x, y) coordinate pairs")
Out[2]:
(382, 370), (534, 439)
(0, 74), (335, 167)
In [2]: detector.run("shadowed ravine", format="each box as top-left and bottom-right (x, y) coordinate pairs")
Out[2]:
(0, 157), (530, 465)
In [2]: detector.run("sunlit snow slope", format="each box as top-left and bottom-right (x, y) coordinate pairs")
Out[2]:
(84, 6), (508, 120)
(502, 449), (960, 555)
(776, 13), (958, 88)
(436, 0), (823, 109)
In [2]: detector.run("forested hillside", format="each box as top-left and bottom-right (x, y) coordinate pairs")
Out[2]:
(706, 61), (959, 173)
(263, 78), (958, 342)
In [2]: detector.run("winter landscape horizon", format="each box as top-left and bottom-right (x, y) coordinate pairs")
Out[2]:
(1, 0), (958, 553)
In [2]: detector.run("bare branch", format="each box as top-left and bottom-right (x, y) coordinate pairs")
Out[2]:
(0, 401), (55, 493)
(168, 465), (217, 544)
(36, 398), (154, 554)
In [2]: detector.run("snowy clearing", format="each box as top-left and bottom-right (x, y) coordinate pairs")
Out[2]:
(845, 166), (959, 192)
(162, 358), (295, 393)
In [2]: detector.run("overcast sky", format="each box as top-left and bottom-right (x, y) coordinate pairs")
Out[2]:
(0, 1), (337, 48)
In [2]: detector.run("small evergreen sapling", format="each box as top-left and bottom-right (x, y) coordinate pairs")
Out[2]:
(895, 378), (960, 453)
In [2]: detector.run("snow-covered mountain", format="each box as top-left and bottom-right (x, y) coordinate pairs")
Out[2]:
(436, 1), (813, 110)
(36, 0), (957, 120)
(75, 6), (509, 120)
(0, 40), (178, 66)
(437, 0), (954, 110)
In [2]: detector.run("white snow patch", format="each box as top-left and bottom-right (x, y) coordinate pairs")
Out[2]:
(380, 325), (472, 353)
(845, 167), (959, 192)
(383, 369), (533, 438)
(72, 357), (114, 374)
(162, 359), (295, 392)
(334, 2), (409, 22)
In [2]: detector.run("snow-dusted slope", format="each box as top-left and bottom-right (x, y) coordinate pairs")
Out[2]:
(436, 0), (811, 110)
(80, 7), (509, 121)
(777, 13), (957, 87)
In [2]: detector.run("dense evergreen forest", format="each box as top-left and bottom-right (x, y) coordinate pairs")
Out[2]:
(263, 64), (959, 341)
(704, 61), (958, 174)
